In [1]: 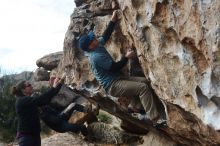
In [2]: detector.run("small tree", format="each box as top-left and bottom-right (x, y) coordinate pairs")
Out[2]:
(0, 75), (17, 142)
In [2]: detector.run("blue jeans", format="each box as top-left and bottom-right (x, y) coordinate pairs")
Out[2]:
(18, 135), (41, 146)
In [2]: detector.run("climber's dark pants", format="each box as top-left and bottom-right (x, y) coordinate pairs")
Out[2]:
(18, 134), (41, 146)
(57, 122), (88, 136)
(41, 104), (88, 136)
(59, 104), (85, 121)
(51, 109), (88, 135)
(107, 76), (158, 120)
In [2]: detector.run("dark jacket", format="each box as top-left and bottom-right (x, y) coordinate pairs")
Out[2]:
(15, 84), (62, 135)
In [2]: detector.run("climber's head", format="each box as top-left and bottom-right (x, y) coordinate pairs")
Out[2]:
(79, 31), (99, 51)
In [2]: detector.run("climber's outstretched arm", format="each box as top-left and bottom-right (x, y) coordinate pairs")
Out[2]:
(102, 10), (118, 43)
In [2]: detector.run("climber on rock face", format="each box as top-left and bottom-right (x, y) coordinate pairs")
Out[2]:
(79, 10), (166, 126)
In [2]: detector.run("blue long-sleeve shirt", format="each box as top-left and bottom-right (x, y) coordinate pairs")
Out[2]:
(87, 21), (116, 89)
(87, 21), (128, 90)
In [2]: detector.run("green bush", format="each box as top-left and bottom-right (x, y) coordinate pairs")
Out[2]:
(0, 75), (17, 142)
(97, 112), (112, 124)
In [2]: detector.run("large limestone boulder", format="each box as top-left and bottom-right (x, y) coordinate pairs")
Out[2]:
(54, 0), (220, 145)
(49, 85), (88, 111)
(34, 67), (50, 81)
(36, 51), (63, 71)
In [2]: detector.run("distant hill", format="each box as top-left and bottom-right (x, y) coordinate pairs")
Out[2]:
(0, 71), (33, 89)
(1, 71), (49, 92)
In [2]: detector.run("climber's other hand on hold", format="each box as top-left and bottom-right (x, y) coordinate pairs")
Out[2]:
(111, 10), (119, 22)
(125, 49), (136, 59)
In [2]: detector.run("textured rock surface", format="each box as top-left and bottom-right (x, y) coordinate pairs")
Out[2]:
(52, 0), (220, 145)
(34, 67), (50, 81)
(11, 133), (93, 146)
(36, 51), (63, 70)
(41, 133), (90, 146)
(50, 85), (87, 111)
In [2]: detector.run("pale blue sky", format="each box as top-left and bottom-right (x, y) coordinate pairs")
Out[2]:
(0, 0), (75, 75)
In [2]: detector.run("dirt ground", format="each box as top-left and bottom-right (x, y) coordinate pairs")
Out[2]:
(8, 132), (123, 146)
